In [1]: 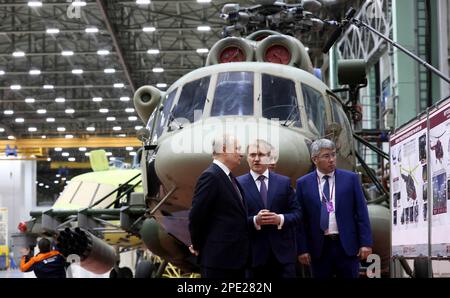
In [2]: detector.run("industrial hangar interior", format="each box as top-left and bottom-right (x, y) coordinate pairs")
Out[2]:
(0, 0), (449, 279)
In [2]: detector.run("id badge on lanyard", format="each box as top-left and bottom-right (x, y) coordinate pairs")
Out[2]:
(318, 175), (335, 213)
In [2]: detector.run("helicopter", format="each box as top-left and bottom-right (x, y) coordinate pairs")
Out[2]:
(15, 1), (391, 277)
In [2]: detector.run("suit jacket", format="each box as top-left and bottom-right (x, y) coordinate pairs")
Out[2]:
(296, 168), (372, 259)
(189, 163), (250, 269)
(237, 171), (301, 267)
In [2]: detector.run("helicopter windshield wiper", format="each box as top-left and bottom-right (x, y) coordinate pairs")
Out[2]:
(281, 105), (299, 127)
(168, 111), (183, 130)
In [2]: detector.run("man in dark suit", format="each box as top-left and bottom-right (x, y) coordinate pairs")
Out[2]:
(237, 139), (301, 278)
(189, 134), (249, 278)
(296, 138), (372, 278)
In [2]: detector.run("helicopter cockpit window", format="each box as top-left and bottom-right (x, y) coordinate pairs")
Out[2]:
(261, 74), (301, 127)
(211, 72), (254, 116)
(171, 76), (210, 124)
(302, 84), (326, 136)
(155, 89), (177, 136)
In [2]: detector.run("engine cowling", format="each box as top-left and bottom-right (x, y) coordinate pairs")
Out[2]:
(206, 37), (255, 65)
(133, 85), (163, 124)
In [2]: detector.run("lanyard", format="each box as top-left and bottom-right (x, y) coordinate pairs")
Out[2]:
(317, 175), (334, 203)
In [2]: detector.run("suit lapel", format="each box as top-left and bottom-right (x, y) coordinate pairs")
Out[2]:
(245, 173), (265, 209)
(334, 169), (341, 212)
(310, 172), (321, 210)
(267, 172), (278, 209)
(212, 163), (246, 214)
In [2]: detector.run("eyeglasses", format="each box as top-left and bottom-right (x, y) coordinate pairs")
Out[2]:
(318, 152), (337, 160)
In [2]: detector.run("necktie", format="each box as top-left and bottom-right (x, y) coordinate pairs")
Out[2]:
(257, 175), (268, 208)
(229, 173), (243, 203)
(320, 175), (330, 232)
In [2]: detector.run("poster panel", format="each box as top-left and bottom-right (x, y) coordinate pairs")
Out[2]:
(390, 118), (428, 256)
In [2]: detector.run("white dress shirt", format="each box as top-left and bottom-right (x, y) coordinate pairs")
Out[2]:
(250, 169), (284, 230)
(316, 169), (339, 235)
(213, 159), (231, 176)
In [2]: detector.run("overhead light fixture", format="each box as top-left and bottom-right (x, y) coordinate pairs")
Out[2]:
(109, 157), (116, 161)
(125, 108), (135, 113)
(120, 97), (130, 102)
(84, 152), (91, 156)
(46, 117), (55, 122)
(27, 1), (43, 7)
(92, 97), (103, 102)
(152, 67), (164, 73)
(135, 125), (143, 130)
(46, 28), (60, 34)
(61, 50), (74, 56)
(4, 110), (14, 115)
(107, 116), (116, 121)
(156, 83), (167, 88)
(99, 108), (109, 113)
(305, 47), (310, 52)
(43, 85), (54, 89)
(142, 26), (156, 32)
(85, 27), (99, 33)
(86, 126), (95, 131)
(117, 134), (127, 137)
(105, 152), (112, 156)
(13, 51), (25, 57)
(15, 118), (25, 123)
(79, 147), (87, 151)
(147, 49), (160, 54)
(129, 152), (137, 156)
(128, 116), (138, 121)
(112, 126), (122, 131)
(126, 146), (134, 151)
(57, 127), (66, 132)
(0, 128), (4, 132)
(37, 109), (46, 114)
(97, 49), (110, 56)
(114, 83), (125, 88)
(28, 127), (37, 132)
(29, 69), (41, 75)
(72, 1), (86, 6)
(197, 25), (211, 31)
(62, 152), (70, 157)
(104, 68), (115, 73)
(196, 48), (209, 54)
(10, 85), (21, 90)
(136, 0), (151, 5)
(7, 136), (15, 140)
(72, 69), (83, 74)
(0, 70), (5, 75)
(68, 157), (76, 162)
(42, 135), (47, 139)
(197, 0), (211, 3)
(55, 97), (65, 103)
(65, 134), (74, 139)
(65, 109), (75, 114)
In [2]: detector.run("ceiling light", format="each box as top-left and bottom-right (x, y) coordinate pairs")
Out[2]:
(136, 0), (151, 5)
(28, 127), (37, 132)
(114, 83), (125, 88)
(4, 110), (14, 115)
(45, 185), (49, 189)
(0, 128), (4, 132)
(13, 51), (25, 57)
(15, 118), (25, 123)
(61, 50), (74, 56)
(196, 48), (209, 54)
(129, 152), (137, 156)
(86, 126), (95, 131)
(72, 69), (83, 74)
(68, 157), (76, 162)
(152, 67), (164, 73)
(42, 135), (47, 139)
(27, 1), (42, 7)
(113, 126), (122, 131)
(10, 85), (21, 90)
(38, 182), (44, 187)
(135, 126), (143, 130)
(197, 25), (211, 31)
(125, 108), (135, 113)
(156, 83), (167, 88)
(54, 180), (59, 184)
(107, 116), (116, 121)
(117, 134), (126, 137)
(85, 27), (98, 33)
(128, 116), (137, 121)
(0, 70), (5, 75)
(65, 109), (75, 114)
(109, 157), (116, 161)
(99, 108), (109, 113)
(104, 68), (115, 73)
(79, 147), (87, 151)
(25, 98), (35, 103)
(29, 69), (41, 75)
(57, 127), (66, 132)
(46, 28), (60, 34)
(46, 117), (55, 122)
(197, 0), (211, 3)
(105, 152), (112, 156)
(92, 97), (103, 102)
(62, 152), (70, 157)
(55, 97), (65, 103)
(147, 49), (160, 54)
(305, 47), (310, 52)
(142, 26), (156, 32)
(65, 134), (74, 139)
(43, 85), (54, 89)
(120, 97), (130, 102)
(7, 136), (15, 140)
(97, 50), (110, 56)
(85, 152), (90, 156)
(37, 109), (46, 114)
(72, 1), (86, 7)
(126, 146), (134, 151)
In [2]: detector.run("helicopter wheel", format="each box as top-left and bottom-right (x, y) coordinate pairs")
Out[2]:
(135, 260), (156, 278)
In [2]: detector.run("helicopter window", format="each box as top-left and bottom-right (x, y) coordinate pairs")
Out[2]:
(171, 76), (210, 123)
(330, 97), (353, 148)
(302, 84), (326, 136)
(261, 74), (301, 127)
(211, 72), (254, 116)
(156, 89), (177, 136)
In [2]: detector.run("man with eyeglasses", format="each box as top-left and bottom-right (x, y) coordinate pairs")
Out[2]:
(296, 138), (372, 278)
